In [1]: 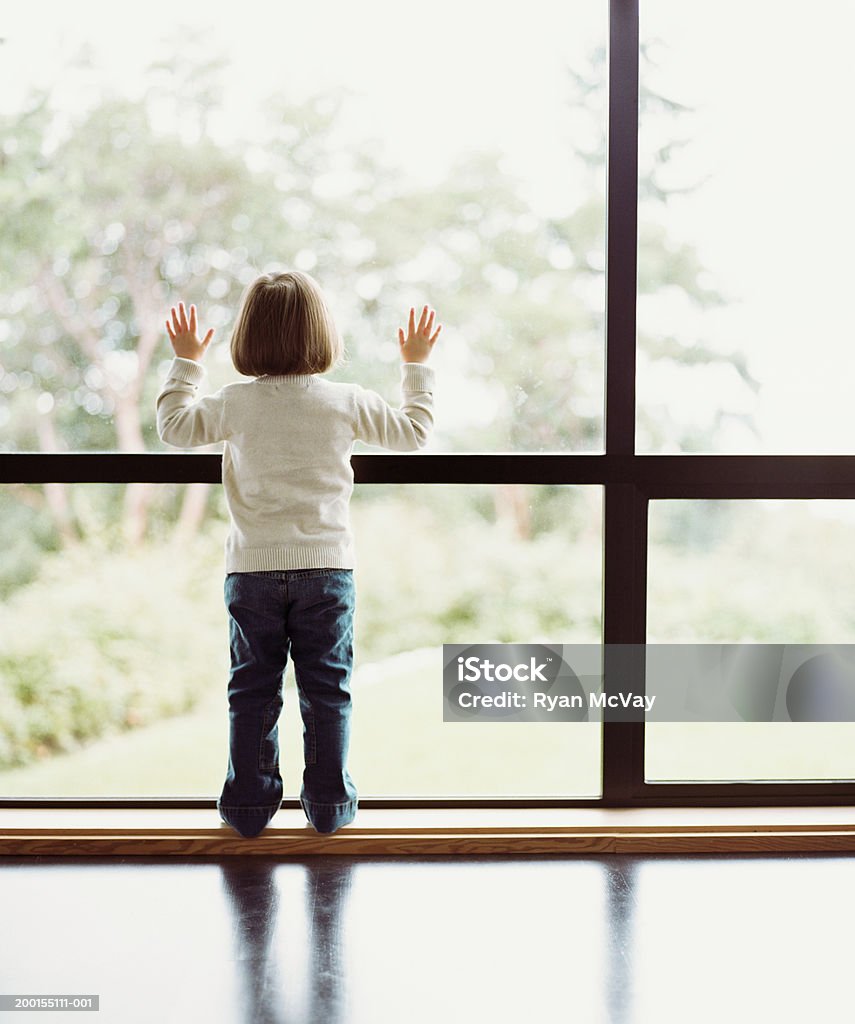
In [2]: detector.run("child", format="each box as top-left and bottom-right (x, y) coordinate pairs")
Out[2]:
(156, 270), (441, 837)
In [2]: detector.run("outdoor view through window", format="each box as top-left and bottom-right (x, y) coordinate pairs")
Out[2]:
(2, 0), (854, 799)
(640, 1), (855, 783)
(0, 1), (606, 798)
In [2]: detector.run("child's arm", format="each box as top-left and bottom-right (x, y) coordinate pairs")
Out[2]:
(354, 305), (441, 451)
(156, 302), (226, 447)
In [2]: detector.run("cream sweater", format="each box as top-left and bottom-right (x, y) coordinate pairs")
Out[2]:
(156, 356), (435, 571)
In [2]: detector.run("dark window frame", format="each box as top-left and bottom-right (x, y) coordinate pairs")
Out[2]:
(4, 0), (855, 809)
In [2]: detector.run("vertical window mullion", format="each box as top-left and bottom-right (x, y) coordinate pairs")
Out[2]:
(602, 0), (643, 802)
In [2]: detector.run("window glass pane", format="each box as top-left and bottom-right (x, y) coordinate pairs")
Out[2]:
(637, 2), (855, 452)
(0, 484), (602, 798)
(646, 499), (855, 781)
(1, 0), (605, 454)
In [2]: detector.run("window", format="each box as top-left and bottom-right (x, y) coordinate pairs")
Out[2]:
(647, 499), (855, 783)
(0, 0), (606, 456)
(0, 484), (603, 798)
(3, 0), (855, 811)
(637, 0), (855, 454)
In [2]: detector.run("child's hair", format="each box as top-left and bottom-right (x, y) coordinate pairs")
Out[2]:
(230, 270), (344, 377)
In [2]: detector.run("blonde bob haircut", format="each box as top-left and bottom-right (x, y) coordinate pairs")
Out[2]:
(229, 270), (344, 377)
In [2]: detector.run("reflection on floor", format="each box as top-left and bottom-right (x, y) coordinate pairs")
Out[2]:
(0, 852), (850, 1023)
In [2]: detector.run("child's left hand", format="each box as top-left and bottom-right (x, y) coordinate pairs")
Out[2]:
(165, 302), (214, 361)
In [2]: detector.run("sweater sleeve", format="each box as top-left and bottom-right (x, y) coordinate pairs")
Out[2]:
(353, 362), (435, 451)
(156, 356), (227, 448)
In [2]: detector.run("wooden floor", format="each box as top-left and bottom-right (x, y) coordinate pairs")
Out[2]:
(5, 804), (855, 854)
(0, 851), (852, 1023)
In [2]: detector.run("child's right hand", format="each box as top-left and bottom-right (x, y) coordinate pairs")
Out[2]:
(399, 305), (442, 363)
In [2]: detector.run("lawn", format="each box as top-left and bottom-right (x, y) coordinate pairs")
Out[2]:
(4, 645), (855, 799)
(0, 647), (602, 798)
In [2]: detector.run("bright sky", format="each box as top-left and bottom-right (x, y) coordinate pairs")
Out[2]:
(0, 0), (603, 214)
(2, 0), (854, 458)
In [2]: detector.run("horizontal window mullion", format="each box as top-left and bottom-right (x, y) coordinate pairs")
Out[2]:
(5, 454), (855, 495)
(0, 453), (609, 485)
(637, 456), (855, 498)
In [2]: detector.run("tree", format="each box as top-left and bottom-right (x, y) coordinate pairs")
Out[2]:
(0, 37), (756, 559)
(0, 50), (371, 544)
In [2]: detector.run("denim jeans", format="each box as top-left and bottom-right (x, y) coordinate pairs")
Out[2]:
(217, 568), (358, 838)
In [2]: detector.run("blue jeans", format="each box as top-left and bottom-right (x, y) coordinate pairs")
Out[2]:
(217, 568), (358, 838)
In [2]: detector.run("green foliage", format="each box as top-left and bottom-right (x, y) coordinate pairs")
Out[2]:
(0, 38), (778, 775)
(0, 489), (603, 770)
(352, 493), (602, 660)
(0, 35), (747, 463)
(0, 537), (226, 770)
(0, 57), (368, 453)
(4, 490), (855, 774)
(648, 501), (855, 642)
(0, 487), (63, 597)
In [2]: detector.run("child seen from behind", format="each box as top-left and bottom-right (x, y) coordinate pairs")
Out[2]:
(156, 271), (441, 837)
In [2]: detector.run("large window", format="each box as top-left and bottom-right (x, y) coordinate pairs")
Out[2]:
(0, 0), (606, 456)
(0, 484), (602, 797)
(637, 0), (855, 454)
(3, 0), (855, 811)
(647, 500), (855, 783)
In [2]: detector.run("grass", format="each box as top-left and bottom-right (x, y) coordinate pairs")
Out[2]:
(4, 647), (855, 799)
(0, 648), (601, 798)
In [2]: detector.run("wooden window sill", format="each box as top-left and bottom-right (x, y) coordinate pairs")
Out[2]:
(3, 806), (855, 855)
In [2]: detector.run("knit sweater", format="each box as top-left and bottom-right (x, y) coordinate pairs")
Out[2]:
(156, 356), (435, 571)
